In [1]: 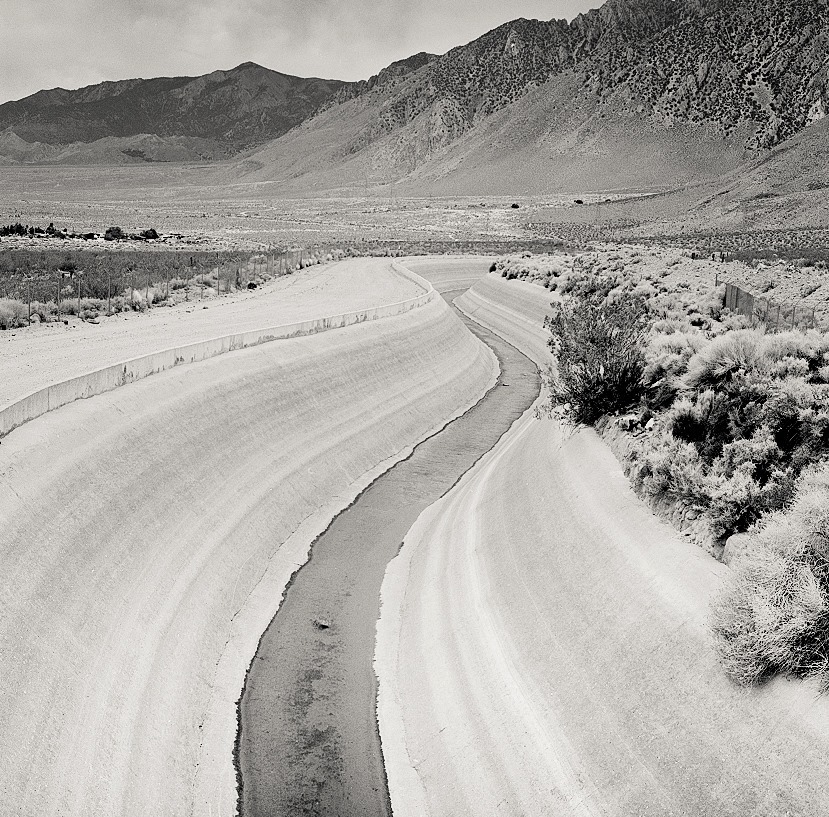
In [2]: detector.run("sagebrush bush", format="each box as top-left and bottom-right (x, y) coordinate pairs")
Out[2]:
(545, 276), (649, 425)
(632, 436), (709, 506)
(711, 463), (829, 686)
(58, 298), (79, 316)
(31, 301), (56, 322)
(651, 349), (829, 538)
(684, 330), (762, 390)
(0, 298), (29, 329)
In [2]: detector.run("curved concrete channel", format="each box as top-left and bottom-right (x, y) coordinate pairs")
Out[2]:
(236, 292), (541, 816)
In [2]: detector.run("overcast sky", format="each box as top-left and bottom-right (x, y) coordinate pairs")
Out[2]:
(0, 0), (602, 104)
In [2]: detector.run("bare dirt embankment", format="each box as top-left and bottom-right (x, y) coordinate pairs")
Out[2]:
(0, 261), (496, 816)
(377, 270), (829, 816)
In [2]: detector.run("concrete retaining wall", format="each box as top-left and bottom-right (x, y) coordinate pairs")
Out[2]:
(0, 263), (435, 438)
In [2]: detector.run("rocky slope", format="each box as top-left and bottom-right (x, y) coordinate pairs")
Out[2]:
(0, 62), (346, 162)
(3, 0), (827, 198)
(233, 0), (828, 194)
(346, 0), (829, 156)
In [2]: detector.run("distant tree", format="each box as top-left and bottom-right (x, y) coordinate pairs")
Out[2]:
(104, 226), (124, 241)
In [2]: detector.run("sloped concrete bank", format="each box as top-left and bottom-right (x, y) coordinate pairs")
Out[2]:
(0, 285), (495, 816)
(377, 270), (829, 817)
(454, 271), (555, 367)
(0, 260), (433, 439)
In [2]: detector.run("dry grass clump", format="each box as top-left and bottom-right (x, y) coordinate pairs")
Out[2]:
(683, 330), (762, 390)
(711, 464), (829, 687)
(0, 298), (29, 329)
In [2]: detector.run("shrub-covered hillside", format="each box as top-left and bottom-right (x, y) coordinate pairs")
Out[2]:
(498, 247), (829, 689)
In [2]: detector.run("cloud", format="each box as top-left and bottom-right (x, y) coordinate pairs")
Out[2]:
(0, 0), (602, 103)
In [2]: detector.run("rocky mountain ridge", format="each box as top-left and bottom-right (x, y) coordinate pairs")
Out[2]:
(324, 0), (828, 162)
(0, 62), (347, 159)
(1, 0), (827, 186)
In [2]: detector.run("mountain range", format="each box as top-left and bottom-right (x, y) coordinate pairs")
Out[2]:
(1, 0), (827, 201)
(0, 63), (349, 163)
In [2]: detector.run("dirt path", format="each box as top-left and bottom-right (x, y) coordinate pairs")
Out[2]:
(0, 258), (420, 407)
(236, 291), (539, 816)
(378, 271), (829, 816)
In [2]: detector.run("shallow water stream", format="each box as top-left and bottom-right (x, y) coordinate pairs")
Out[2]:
(237, 294), (540, 816)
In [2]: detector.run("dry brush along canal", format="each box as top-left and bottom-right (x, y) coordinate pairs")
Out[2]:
(236, 291), (541, 816)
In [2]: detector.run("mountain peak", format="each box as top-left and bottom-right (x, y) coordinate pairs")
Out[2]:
(230, 61), (264, 72)
(0, 63), (348, 154)
(2, 0), (827, 179)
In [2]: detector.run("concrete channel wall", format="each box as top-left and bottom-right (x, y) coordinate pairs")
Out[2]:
(454, 273), (554, 368)
(0, 272), (499, 817)
(0, 262), (435, 438)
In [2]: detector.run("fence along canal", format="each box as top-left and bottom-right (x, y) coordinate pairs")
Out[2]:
(723, 282), (818, 332)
